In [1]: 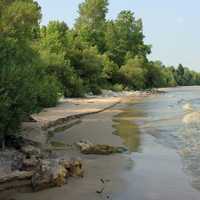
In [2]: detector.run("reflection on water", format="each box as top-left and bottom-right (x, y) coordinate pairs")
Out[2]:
(113, 103), (142, 153)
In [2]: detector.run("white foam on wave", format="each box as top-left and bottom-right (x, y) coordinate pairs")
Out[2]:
(182, 103), (193, 112)
(182, 103), (200, 126)
(182, 112), (200, 125)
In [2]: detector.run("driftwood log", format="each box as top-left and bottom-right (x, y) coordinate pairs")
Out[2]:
(76, 140), (127, 155)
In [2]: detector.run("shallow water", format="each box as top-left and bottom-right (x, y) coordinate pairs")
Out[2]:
(2, 86), (200, 200)
(113, 103), (142, 152)
(114, 86), (200, 199)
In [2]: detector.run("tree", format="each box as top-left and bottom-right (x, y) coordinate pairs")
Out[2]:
(0, 0), (41, 41)
(105, 10), (151, 66)
(37, 21), (85, 97)
(39, 21), (69, 55)
(75, 0), (108, 52)
(0, 0), (60, 149)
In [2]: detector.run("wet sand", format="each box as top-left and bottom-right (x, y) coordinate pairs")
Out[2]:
(1, 102), (133, 200)
(2, 91), (200, 200)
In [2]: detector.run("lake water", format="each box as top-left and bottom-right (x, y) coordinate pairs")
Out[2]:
(114, 86), (200, 200)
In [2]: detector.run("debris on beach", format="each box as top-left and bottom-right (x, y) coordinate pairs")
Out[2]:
(96, 178), (112, 200)
(31, 158), (84, 191)
(76, 140), (128, 155)
(0, 153), (84, 192)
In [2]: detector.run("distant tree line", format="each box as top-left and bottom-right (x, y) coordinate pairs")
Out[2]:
(1, 0), (200, 149)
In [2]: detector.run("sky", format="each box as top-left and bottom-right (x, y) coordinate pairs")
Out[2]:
(36, 0), (200, 71)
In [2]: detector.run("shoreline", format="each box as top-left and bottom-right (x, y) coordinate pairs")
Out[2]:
(1, 95), (142, 199)
(2, 86), (200, 200)
(0, 90), (160, 196)
(21, 90), (158, 146)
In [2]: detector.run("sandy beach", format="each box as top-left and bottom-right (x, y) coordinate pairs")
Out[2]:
(0, 95), (140, 200)
(0, 90), (150, 198)
(2, 87), (200, 200)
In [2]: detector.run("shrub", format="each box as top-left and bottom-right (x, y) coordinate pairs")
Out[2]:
(37, 75), (61, 108)
(0, 64), (39, 149)
(70, 46), (104, 94)
(112, 84), (124, 92)
(64, 75), (85, 97)
(119, 57), (146, 89)
(39, 49), (85, 97)
(90, 84), (102, 95)
(101, 54), (119, 84)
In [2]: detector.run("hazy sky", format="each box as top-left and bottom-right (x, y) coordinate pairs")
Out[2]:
(36, 0), (200, 71)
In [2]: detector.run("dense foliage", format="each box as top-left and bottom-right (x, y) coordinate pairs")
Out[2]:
(0, 0), (61, 149)
(1, 0), (200, 148)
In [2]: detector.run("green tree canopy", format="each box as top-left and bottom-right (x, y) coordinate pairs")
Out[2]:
(120, 57), (146, 89)
(105, 10), (151, 66)
(75, 0), (108, 52)
(0, 0), (60, 149)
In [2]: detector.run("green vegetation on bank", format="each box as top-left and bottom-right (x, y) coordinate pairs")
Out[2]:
(0, 0), (200, 149)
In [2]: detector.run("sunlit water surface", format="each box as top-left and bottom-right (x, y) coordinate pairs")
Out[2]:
(113, 86), (200, 200)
